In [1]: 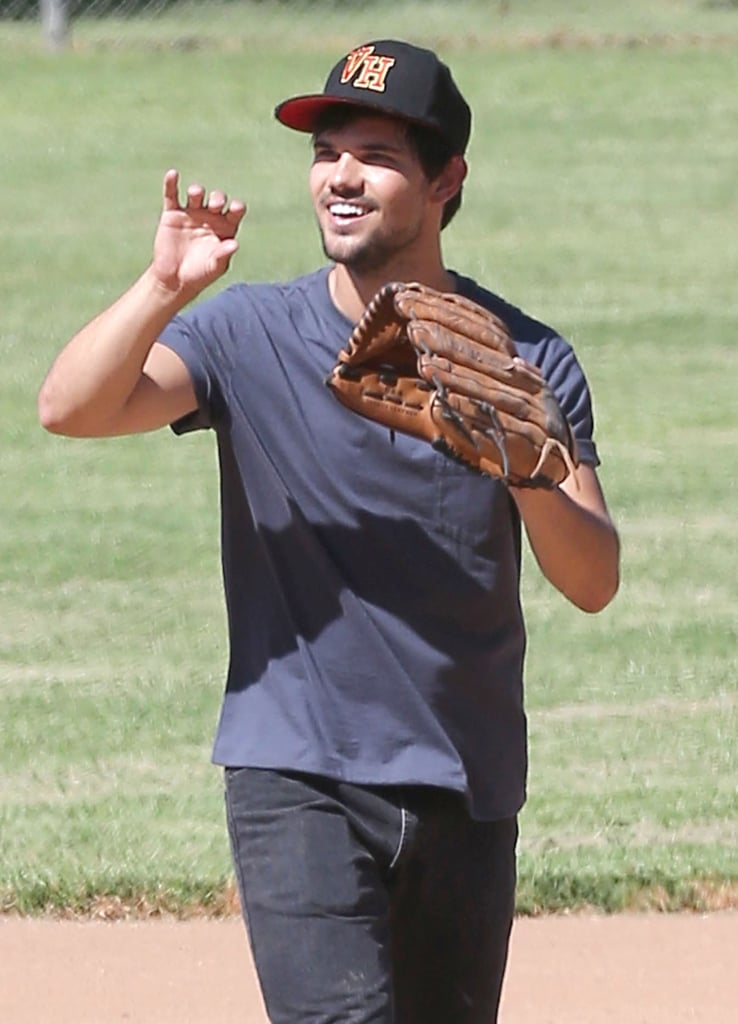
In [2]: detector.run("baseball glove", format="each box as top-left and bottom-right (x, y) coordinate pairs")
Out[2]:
(326, 282), (579, 489)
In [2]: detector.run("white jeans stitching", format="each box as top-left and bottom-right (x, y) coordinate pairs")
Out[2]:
(388, 804), (407, 871)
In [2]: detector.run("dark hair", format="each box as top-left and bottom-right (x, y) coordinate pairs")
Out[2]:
(312, 106), (464, 229)
(404, 121), (463, 229)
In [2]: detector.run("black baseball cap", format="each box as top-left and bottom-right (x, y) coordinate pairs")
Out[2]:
(274, 39), (472, 155)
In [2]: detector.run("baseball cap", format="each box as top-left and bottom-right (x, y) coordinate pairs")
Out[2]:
(274, 39), (472, 155)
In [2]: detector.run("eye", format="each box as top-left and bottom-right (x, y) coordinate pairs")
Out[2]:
(312, 145), (338, 164)
(360, 149), (402, 169)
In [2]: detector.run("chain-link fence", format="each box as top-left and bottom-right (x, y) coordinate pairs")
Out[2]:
(3, 0), (170, 49)
(4, 0), (172, 27)
(2, 0), (489, 53)
(1, 0), (376, 51)
(1, 0), (736, 53)
(0, 0), (386, 53)
(2, 0), (170, 12)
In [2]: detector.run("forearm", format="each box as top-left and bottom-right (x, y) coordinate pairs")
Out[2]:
(38, 267), (184, 436)
(511, 471), (620, 613)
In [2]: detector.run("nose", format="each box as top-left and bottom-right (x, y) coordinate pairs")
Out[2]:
(329, 151), (363, 195)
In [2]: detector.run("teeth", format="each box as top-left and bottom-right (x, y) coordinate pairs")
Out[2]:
(330, 203), (365, 217)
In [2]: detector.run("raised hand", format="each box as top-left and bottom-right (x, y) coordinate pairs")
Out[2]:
(151, 168), (247, 300)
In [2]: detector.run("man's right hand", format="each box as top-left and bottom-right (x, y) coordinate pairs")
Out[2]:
(152, 169), (247, 301)
(38, 169), (246, 437)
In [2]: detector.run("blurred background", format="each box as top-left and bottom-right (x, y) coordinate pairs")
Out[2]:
(1, 1), (736, 918)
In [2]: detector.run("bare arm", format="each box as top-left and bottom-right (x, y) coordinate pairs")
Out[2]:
(510, 463), (620, 613)
(38, 169), (247, 437)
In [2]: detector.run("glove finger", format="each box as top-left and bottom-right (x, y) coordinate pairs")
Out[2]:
(440, 390), (554, 446)
(407, 320), (541, 390)
(418, 354), (566, 440)
(432, 394), (571, 486)
(341, 282), (409, 365)
(396, 288), (517, 357)
(417, 347), (544, 398)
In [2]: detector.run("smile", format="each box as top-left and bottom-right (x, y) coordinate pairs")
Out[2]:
(328, 202), (370, 223)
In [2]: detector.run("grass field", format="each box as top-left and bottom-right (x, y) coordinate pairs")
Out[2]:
(1, 1), (737, 915)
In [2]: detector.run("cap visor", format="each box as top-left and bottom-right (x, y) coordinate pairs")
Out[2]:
(275, 94), (386, 133)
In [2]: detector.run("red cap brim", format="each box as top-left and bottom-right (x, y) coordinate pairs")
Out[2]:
(275, 94), (392, 133)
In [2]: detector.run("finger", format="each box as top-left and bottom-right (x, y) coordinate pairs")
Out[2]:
(186, 184), (206, 209)
(212, 238), (240, 275)
(225, 198), (247, 227)
(162, 168), (180, 211)
(206, 190), (228, 214)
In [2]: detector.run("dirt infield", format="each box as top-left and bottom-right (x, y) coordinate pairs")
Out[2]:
(1, 912), (735, 1023)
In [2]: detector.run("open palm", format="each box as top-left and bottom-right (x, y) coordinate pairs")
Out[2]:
(152, 169), (247, 298)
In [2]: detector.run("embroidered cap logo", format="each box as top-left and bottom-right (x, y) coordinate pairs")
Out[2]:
(340, 45), (397, 93)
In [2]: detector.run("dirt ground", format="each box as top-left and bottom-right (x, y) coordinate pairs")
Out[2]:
(1, 912), (735, 1023)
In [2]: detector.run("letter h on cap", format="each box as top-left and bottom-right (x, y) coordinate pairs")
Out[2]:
(341, 45), (397, 93)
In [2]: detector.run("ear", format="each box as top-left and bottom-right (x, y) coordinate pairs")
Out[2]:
(432, 155), (467, 204)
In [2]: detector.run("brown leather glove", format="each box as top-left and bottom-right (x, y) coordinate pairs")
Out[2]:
(326, 282), (579, 488)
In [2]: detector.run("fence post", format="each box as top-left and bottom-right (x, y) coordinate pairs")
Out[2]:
(40, 0), (70, 52)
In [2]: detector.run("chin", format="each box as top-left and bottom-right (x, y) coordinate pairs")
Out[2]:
(323, 238), (392, 275)
(322, 232), (361, 261)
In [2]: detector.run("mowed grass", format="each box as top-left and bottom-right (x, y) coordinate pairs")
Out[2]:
(1, 4), (737, 914)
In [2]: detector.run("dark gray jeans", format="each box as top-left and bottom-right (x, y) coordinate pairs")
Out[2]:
(225, 767), (517, 1024)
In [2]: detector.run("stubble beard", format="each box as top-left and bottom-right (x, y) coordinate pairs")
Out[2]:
(318, 216), (425, 276)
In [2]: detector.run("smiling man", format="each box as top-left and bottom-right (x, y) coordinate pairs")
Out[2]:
(39, 39), (619, 1024)
(308, 112), (464, 287)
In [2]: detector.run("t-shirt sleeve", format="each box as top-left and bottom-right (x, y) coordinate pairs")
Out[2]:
(540, 339), (600, 467)
(158, 291), (237, 434)
(456, 276), (601, 468)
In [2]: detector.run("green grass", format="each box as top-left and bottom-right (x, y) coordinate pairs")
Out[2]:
(1, 3), (737, 915)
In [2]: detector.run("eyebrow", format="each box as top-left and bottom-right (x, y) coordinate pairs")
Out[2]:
(312, 132), (405, 155)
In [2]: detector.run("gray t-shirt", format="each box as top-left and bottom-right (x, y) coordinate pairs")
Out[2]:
(159, 266), (598, 819)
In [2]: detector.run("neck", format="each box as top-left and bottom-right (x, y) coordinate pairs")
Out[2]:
(329, 262), (457, 323)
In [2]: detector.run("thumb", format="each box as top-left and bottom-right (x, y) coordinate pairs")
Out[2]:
(211, 238), (240, 275)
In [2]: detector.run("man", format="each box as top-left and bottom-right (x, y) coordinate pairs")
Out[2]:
(39, 39), (619, 1024)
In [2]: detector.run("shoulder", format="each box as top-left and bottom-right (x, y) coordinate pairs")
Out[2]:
(162, 267), (336, 350)
(228, 266), (331, 306)
(454, 273), (572, 358)
(192, 266), (329, 321)
(453, 272), (590, 389)
(219, 266), (345, 339)
(173, 266), (329, 317)
(452, 273), (600, 459)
